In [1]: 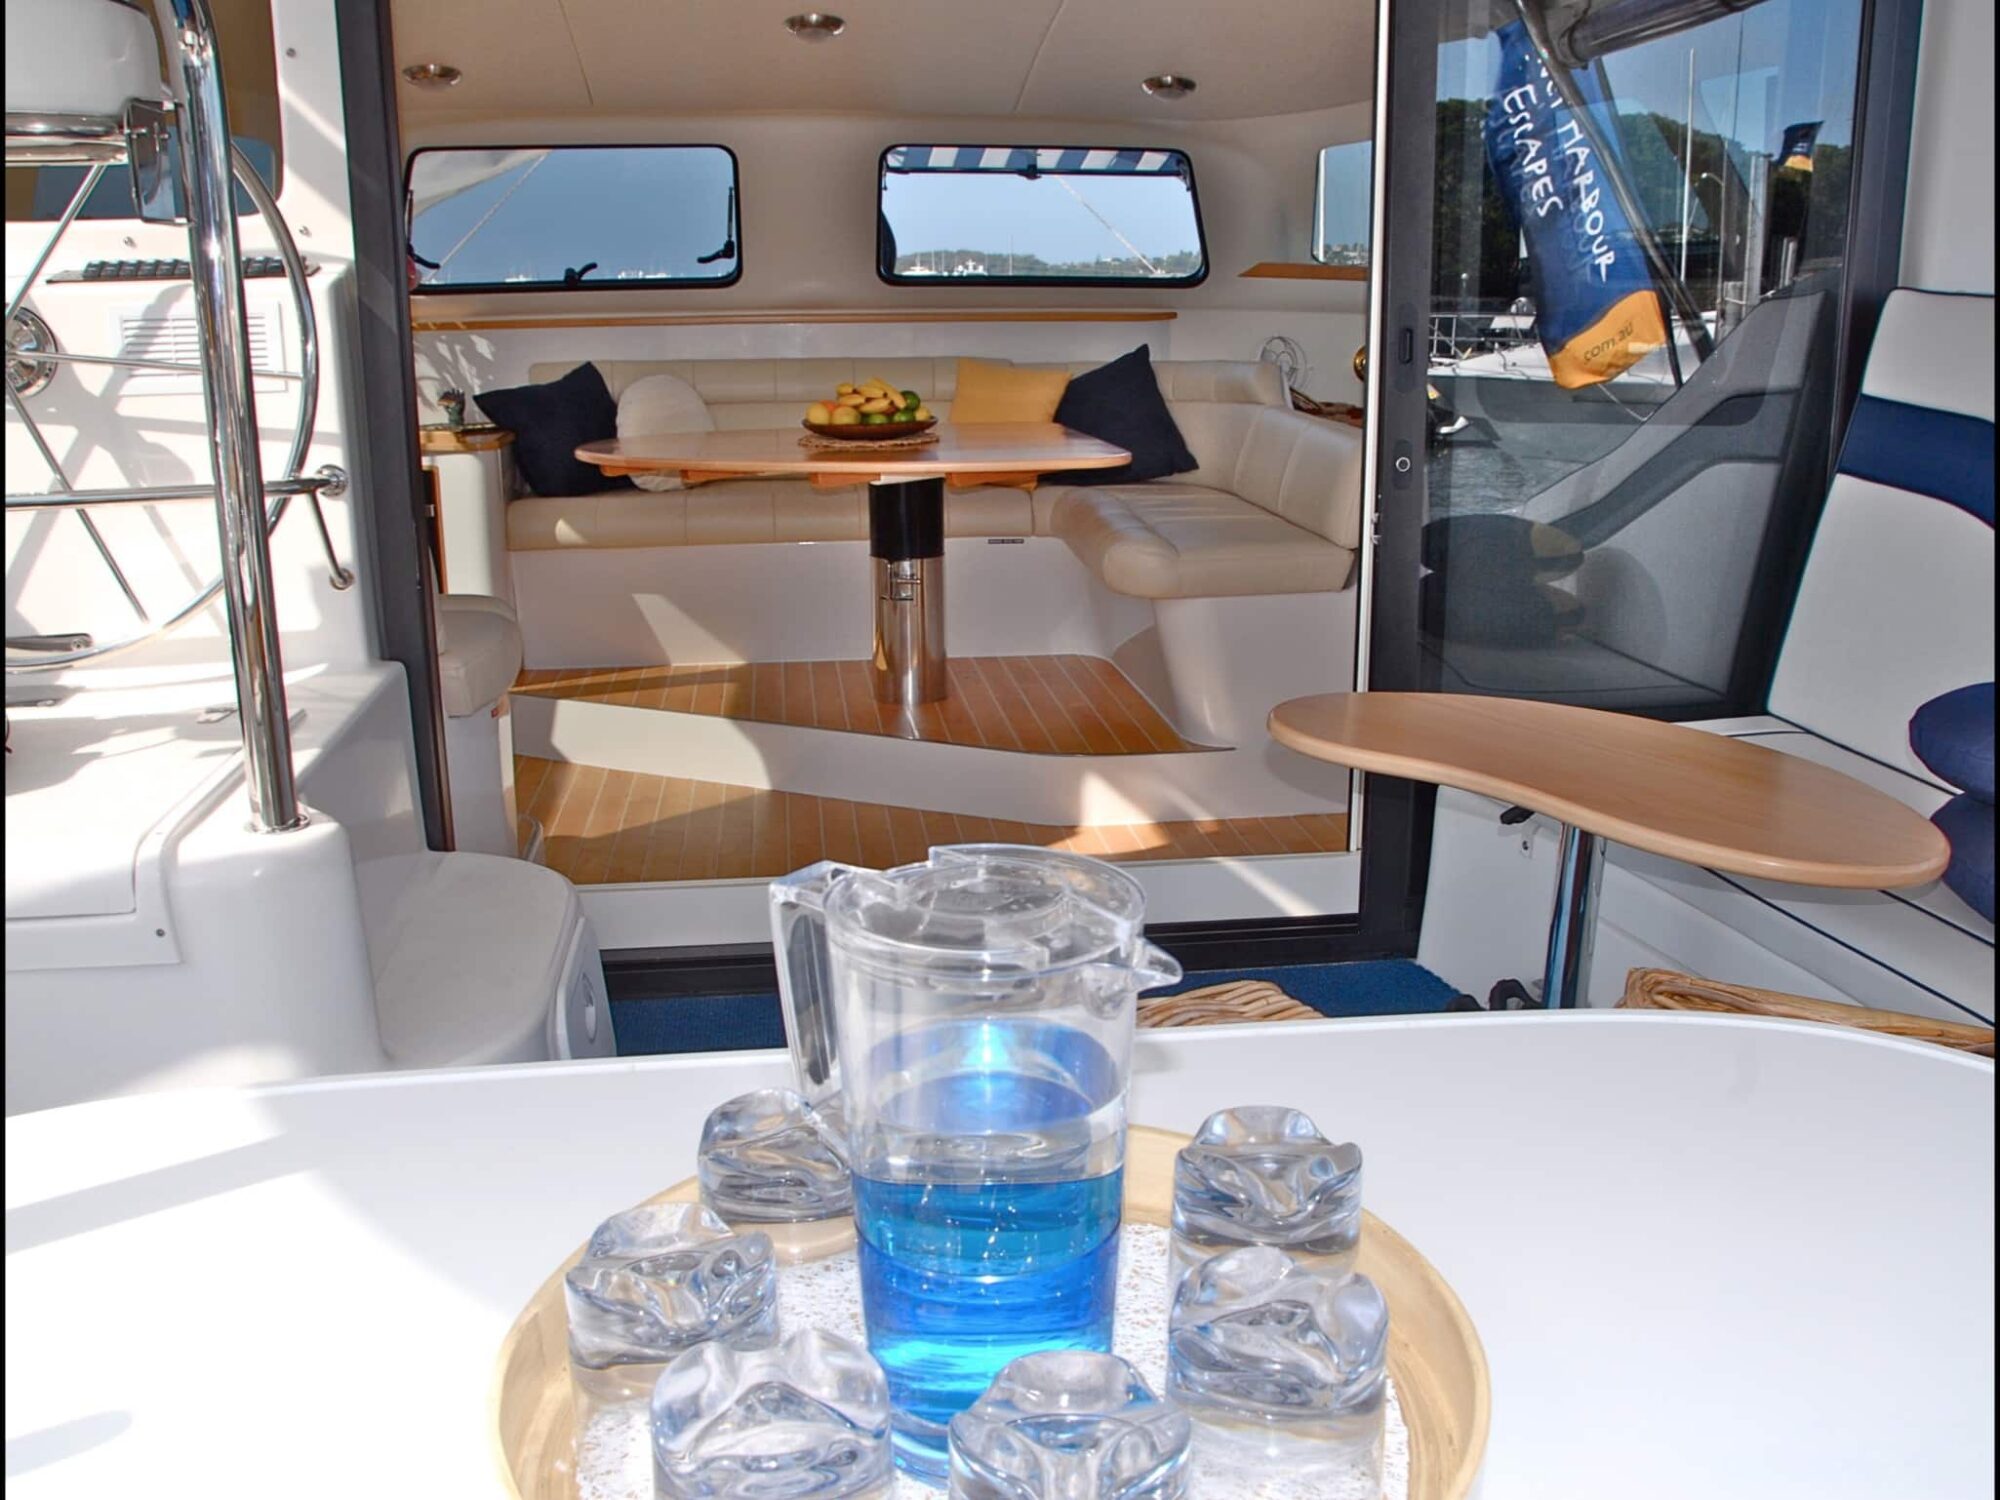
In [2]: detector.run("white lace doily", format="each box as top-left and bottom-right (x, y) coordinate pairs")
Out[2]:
(576, 1222), (1408, 1500)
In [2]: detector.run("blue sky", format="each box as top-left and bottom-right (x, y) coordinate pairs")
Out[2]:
(880, 171), (1202, 265)
(1438, 0), (1862, 152)
(1319, 143), (1373, 248)
(410, 148), (736, 285)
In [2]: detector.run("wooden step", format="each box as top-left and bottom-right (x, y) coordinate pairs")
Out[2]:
(512, 655), (1210, 757)
(516, 756), (1349, 885)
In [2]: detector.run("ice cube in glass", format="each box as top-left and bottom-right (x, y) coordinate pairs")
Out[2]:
(650, 1327), (893, 1499)
(1170, 1106), (1362, 1290)
(947, 1350), (1191, 1500)
(699, 1088), (853, 1223)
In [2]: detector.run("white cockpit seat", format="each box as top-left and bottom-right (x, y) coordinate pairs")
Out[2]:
(434, 593), (523, 718)
(368, 850), (583, 1067)
(1667, 288), (1995, 1024)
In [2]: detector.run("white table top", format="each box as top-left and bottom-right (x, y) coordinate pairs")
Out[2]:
(6, 1013), (1992, 1498)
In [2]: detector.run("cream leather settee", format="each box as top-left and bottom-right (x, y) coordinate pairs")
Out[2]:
(504, 358), (1363, 599)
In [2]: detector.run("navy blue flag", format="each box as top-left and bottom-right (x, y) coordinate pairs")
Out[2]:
(1483, 20), (1669, 388)
(1780, 121), (1822, 171)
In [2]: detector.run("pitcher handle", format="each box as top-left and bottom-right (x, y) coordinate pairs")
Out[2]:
(769, 861), (865, 1105)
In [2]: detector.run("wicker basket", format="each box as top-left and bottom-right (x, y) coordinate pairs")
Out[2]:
(1137, 978), (1322, 1027)
(1619, 968), (1994, 1056)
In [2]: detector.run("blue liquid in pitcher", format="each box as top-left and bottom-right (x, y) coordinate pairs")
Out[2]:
(852, 1045), (1124, 1479)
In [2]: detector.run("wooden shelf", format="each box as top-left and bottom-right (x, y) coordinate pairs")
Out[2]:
(410, 309), (1179, 334)
(1239, 262), (1369, 281)
(418, 424), (513, 455)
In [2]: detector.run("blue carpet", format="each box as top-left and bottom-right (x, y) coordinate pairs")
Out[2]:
(611, 959), (1457, 1056)
(1152, 960), (1462, 1017)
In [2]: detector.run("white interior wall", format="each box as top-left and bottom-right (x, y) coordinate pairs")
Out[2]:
(404, 106), (1373, 406)
(1901, 0), (1995, 295)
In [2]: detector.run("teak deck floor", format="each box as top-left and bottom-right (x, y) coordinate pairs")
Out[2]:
(516, 756), (1350, 885)
(512, 656), (1207, 756)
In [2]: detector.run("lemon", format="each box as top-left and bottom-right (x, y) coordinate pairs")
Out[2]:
(806, 402), (833, 425)
(829, 406), (861, 426)
(913, 406), (933, 422)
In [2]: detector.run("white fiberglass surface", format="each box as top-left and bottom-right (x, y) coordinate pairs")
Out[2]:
(4, 665), (268, 921)
(2, 1015), (1989, 1498)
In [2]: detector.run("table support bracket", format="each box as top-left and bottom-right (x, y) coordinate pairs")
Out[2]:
(1542, 824), (1605, 1009)
(868, 477), (946, 706)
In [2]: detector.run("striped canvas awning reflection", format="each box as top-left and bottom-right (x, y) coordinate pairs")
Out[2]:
(884, 146), (1186, 176)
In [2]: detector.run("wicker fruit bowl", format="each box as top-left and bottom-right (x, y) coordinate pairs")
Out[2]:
(802, 417), (938, 441)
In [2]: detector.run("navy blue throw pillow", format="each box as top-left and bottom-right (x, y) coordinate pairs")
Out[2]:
(1044, 345), (1197, 486)
(1910, 682), (1994, 803)
(1932, 793), (1995, 922)
(474, 362), (631, 498)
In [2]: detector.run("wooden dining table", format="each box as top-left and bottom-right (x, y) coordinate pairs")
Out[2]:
(576, 423), (1129, 706)
(1269, 692), (1953, 1008)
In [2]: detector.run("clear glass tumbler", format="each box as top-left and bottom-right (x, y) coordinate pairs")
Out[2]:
(771, 846), (1181, 1481)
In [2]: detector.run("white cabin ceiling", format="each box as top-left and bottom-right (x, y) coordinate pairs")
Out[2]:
(389, 0), (1375, 125)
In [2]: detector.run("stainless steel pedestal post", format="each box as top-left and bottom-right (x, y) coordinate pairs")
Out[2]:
(1541, 823), (1606, 1008)
(868, 478), (947, 705)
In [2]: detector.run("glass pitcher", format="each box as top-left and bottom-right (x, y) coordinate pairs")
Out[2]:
(770, 846), (1181, 1480)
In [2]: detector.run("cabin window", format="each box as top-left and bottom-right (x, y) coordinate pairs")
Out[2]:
(877, 146), (1206, 286)
(1313, 143), (1373, 266)
(405, 146), (741, 293)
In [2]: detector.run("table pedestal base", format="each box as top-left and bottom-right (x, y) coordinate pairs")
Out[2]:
(869, 478), (946, 705)
(1541, 824), (1606, 1009)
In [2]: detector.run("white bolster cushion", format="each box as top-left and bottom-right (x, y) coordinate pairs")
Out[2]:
(616, 372), (715, 493)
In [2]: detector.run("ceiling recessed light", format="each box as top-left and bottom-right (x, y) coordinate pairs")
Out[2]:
(784, 12), (846, 41)
(1141, 74), (1197, 100)
(402, 62), (463, 88)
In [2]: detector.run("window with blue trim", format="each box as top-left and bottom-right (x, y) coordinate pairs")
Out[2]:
(878, 146), (1206, 287)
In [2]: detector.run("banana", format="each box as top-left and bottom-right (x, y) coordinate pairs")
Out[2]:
(837, 392), (868, 408)
(860, 396), (896, 414)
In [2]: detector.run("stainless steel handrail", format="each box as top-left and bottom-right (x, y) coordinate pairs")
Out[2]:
(163, 0), (302, 832)
(3, 111), (129, 164)
(5, 466), (346, 510)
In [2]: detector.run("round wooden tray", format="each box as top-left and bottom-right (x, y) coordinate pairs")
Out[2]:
(802, 417), (938, 441)
(493, 1125), (1490, 1498)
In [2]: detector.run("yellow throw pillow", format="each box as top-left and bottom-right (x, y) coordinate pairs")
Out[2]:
(950, 359), (1071, 424)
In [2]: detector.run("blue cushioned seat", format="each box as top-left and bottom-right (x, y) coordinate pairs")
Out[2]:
(1911, 683), (1995, 803)
(1933, 793), (1996, 923)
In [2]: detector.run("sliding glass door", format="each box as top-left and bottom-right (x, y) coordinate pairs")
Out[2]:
(1368, 0), (1903, 719)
